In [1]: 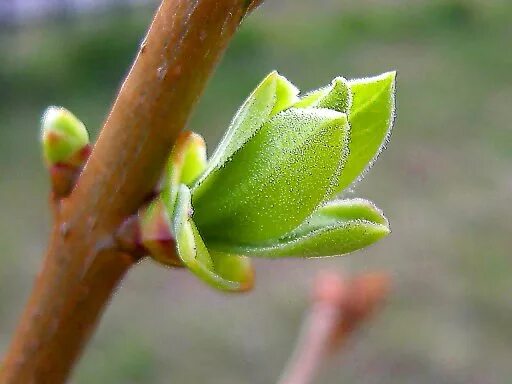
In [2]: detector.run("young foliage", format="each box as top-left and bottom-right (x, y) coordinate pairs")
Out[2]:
(43, 71), (396, 292)
(335, 72), (396, 193)
(225, 199), (389, 258)
(158, 70), (395, 291)
(192, 108), (349, 244)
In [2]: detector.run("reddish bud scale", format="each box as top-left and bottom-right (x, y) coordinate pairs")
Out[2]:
(114, 215), (145, 257)
(45, 131), (61, 145)
(48, 145), (92, 199)
(50, 164), (80, 199)
(140, 199), (182, 267)
(74, 145), (92, 166)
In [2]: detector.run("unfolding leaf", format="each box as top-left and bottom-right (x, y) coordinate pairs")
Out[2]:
(216, 199), (389, 258)
(293, 198), (388, 235)
(332, 71), (396, 194)
(192, 107), (349, 245)
(196, 72), (298, 189)
(173, 184), (253, 292)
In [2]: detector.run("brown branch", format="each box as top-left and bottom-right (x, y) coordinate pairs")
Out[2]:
(0, 1), (261, 383)
(246, 0), (264, 12)
(277, 272), (390, 384)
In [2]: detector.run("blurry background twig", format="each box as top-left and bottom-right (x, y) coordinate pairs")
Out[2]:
(278, 272), (389, 384)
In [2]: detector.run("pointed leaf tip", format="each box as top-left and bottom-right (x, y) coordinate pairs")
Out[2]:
(294, 76), (352, 115)
(318, 198), (389, 227)
(195, 71), (299, 189)
(271, 72), (300, 115)
(198, 71), (279, 182)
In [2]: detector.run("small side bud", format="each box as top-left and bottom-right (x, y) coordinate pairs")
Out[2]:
(179, 132), (207, 186)
(41, 106), (90, 167)
(115, 215), (144, 256)
(163, 131), (207, 217)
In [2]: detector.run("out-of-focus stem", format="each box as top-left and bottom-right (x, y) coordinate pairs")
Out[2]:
(278, 272), (390, 384)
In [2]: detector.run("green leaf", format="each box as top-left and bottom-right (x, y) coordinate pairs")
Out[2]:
(292, 77), (354, 201)
(192, 107), (349, 245)
(332, 71), (396, 194)
(294, 76), (352, 114)
(196, 72), (298, 189)
(289, 198), (388, 237)
(272, 74), (300, 115)
(173, 184), (253, 292)
(41, 106), (89, 166)
(205, 72), (276, 170)
(215, 198), (389, 258)
(315, 198), (388, 225)
(162, 131), (207, 216)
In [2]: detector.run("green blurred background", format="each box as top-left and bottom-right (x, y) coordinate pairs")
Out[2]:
(1, 0), (511, 382)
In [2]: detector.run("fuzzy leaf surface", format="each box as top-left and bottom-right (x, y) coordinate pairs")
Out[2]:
(192, 108), (349, 245)
(196, 72), (298, 188)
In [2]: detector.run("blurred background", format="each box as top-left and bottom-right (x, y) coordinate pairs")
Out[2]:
(0, 0), (511, 383)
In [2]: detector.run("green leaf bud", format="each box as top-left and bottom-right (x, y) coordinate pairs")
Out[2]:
(144, 70), (396, 291)
(41, 106), (90, 167)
